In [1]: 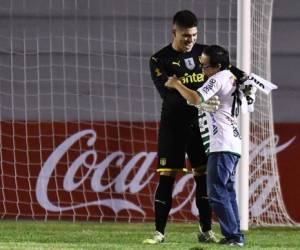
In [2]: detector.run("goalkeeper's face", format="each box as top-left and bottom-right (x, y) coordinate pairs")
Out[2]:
(172, 25), (197, 52)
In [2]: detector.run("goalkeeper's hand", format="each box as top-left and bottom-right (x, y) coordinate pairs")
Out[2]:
(188, 95), (220, 112)
(200, 95), (220, 112)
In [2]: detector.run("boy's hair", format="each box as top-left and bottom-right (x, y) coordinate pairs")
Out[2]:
(173, 10), (198, 28)
(203, 45), (230, 70)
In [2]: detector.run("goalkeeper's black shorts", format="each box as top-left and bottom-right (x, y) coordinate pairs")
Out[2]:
(157, 119), (208, 173)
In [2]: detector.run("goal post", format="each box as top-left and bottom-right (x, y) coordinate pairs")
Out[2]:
(236, 0), (251, 231)
(242, 0), (296, 227)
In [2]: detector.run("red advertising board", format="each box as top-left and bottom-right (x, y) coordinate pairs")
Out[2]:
(275, 124), (300, 222)
(0, 121), (196, 221)
(0, 121), (299, 223)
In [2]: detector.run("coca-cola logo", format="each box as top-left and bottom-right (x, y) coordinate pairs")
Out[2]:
(36, 129), (198, 216)
(36, 129), (296, 218)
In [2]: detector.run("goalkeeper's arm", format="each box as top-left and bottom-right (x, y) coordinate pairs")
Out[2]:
(164, 75), (219, 111)
(165, 75), (220, 112)
(165, 76), (202, 105)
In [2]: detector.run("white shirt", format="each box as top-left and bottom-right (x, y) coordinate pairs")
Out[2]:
(197, 70), (241, 155)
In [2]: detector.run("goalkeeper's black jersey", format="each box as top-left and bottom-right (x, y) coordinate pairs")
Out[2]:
(149, 43), (246, 124)
(149, 43), (207, 123)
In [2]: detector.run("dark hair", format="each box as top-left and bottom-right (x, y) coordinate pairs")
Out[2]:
(203, 46), (238, 116)
(173, 10), (198, 28)
(203, 45), (230, 70)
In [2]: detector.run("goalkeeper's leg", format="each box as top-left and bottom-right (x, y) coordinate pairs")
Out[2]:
(194, 172), (212, 232)
(187, 123), (217, 243)
(143, 173), (176, 244)
(193, 170), (217, 243)
(154, 174), (175, 235)
(143, 117), (188, 244)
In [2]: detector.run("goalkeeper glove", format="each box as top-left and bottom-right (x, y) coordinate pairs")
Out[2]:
(188, 95), (220, 112)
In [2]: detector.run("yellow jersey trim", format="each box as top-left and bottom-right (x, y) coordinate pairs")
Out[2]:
(157, 168), (188, 173)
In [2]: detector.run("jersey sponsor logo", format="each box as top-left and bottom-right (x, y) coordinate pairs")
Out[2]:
(154, 68), (162, 77)
(202, 78), (216, 94)
(160, 158), (167, 166)
(172, 60), (181, 67)
(180, 72), (204, 84)
(184, 57), (195, 70)
(225, 116), (241, 139)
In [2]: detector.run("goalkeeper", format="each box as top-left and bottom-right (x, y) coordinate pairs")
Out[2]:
(165, 45), (245, 246)
(143, 10), (246, 244)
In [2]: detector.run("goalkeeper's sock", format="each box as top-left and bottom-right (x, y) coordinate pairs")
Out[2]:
(154, 175), (175, 235)
(194, 174), (212, 232)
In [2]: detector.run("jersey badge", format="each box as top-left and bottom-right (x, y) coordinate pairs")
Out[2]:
(154, 68), (162, 77)
(184, 57), (195, 70)
(160, 158), (167, 166)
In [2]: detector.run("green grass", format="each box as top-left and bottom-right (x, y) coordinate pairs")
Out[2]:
(0, 220), (299, 249)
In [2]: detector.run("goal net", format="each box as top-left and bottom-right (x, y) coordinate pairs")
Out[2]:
(0, 0), (294, 225)
(249, 1), (295, 225)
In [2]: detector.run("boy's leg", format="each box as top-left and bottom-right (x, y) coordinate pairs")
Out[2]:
(206, 152), (243, 241)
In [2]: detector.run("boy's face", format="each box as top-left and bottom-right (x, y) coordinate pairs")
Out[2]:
(200, 54), (220, 77)
(172, 25), (197, 52)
